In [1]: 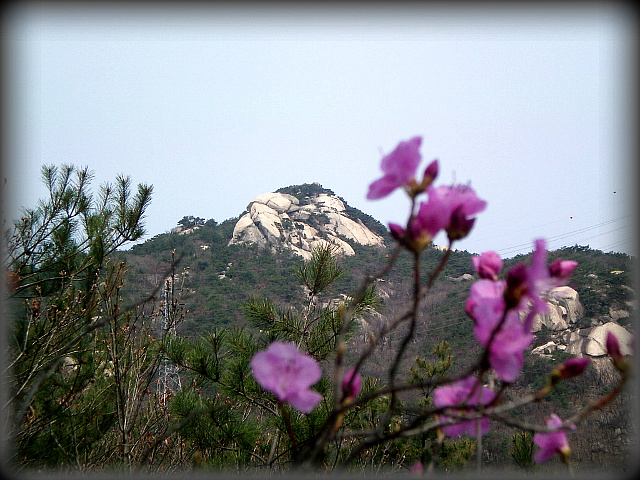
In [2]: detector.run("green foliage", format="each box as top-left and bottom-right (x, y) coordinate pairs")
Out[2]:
(2, 165), (189, 472)
(275, 182), (333, 201)
(295, 242), (344, 296)
(410, 340), (454, 402)
(6, 164), (152, 299)
(437, 437), (476, 470)
(169, 388), (261, 469)
(511, 431), (535, 471)
(177, 215), (205, 229)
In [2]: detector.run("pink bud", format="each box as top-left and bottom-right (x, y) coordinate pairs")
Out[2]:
(388, 223), (406, 242)
(606, 331), (622, 360)
(410, 461), (424, 475)
(446, 205), (476, 241)
(423, 159), (439, 181)
(342, 368), (362, 400)
(504, 263), (528, 309)
(557, 357), (590, 379)
(472, 251), (503, 280)
(549, 259), (578, 280)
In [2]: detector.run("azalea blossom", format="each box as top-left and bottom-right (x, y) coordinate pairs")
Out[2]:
(251, 342), (323, 413)
(466, 279), (507, 345)
(505, 239), (578, 322)
(466, 239), (579, 383)
(465, 280), (530, 381)
(466, 280), (534, 382)
(549, 257), (579, 281)
(484, 311), (534, 383)
(367, 136), (423, 200)
(533, 414), (573, 463)
(606, 331), (622, 360)
(433, 376), (496, 437)
(605, 331), (630, 373)
(413, 184), (486, 241)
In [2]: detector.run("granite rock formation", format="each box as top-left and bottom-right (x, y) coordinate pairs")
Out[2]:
(228, 190), (385, 260)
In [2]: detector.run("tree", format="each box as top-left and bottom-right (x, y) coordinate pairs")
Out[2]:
(2, 165), (180, 472)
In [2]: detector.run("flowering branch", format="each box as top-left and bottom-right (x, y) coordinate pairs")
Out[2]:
(246, 135), (632, 473)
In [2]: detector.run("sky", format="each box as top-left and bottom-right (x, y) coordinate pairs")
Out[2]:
(3, 3), (637, 258)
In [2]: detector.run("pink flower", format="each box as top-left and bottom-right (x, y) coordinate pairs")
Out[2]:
(423, 159), (439, 182)
(413, 184), (486, 241)
(549, 258), (579, 281)
(341, 367), (362, 400)
(605, 331), (629, 373)
(388, 223), (407, 242)
(433, 376), (496, 437)
(466, 279), (507, 345)
(367, 136), (423, 200)
(606, 331), (622, 360)
(467, 240), (578, 383)
(466, 280), (533, 382)
(533, 414), (573, 463)
(504, 239), (579, 331)
(525, 238), (556, 315)
(486, 312), (534, 383)
(472, 251), (503, 280)
(251, 342), (323, 413)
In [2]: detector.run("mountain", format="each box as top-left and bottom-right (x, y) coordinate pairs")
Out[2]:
(117, 183), (393, 335)
(117, 184), (635, 343)
(114, 183), (635, 470)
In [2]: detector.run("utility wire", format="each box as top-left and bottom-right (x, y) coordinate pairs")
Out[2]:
(495, 214), (633, 257)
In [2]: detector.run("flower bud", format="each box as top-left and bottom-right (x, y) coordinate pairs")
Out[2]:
(606, 331), (628, 373)
(606, 331), (622, 359)
(342, 368), (362, 401)
(549, 258), (578, 281)
(548, 357), (590, 389)
(504, 263), (528, 309)
(556, 357), (590, 379)
(472, 251), (503, 280)
(446, 205), (476, 241)
(388, 223), (406, 242)
(418, 159), (439, 191)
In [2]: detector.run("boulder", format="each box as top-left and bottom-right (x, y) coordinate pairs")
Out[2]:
(530, 286), (583, 332)
(563, 321), (633, 357)
(251, 192), (299, 213)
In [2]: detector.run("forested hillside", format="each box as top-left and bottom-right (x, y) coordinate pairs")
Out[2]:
(115, 215), (634, 343)
(112, 198), (635, 473)
(6, 173), (634, 475)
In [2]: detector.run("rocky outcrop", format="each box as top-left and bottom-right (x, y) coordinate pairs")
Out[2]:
(528, 286), (634, 360)
(563, 322), (634, 357)
(530, 286), (584, 332)
(228, 190), (385, 260)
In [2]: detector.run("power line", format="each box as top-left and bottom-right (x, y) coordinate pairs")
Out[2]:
(494, 214), (633, 257)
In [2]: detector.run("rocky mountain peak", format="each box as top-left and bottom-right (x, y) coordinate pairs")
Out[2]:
(227, 185), (385, 260)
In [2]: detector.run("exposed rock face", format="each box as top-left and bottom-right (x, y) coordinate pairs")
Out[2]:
(228, 191), (385, 260)
(563, 322), (634, 357)
(528, 286), (634, 360)
(530, 286), (584, 332)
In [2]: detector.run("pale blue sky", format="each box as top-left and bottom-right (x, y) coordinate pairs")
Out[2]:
(3, 3), (636, 257)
